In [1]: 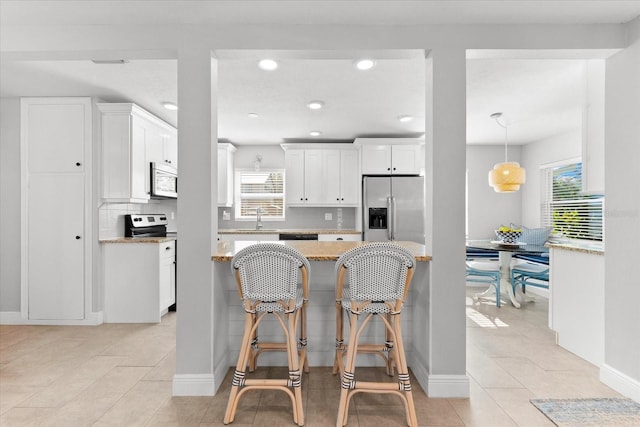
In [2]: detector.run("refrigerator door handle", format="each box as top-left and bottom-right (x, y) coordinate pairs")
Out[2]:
(387, 196), (393, 240)
(391, 196), (397, 240)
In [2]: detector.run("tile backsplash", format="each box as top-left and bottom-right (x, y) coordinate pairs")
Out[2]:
(98, 199), (177, 239)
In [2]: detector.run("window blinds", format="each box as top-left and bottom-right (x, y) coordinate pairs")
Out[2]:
(235, 170), (285, 219)
(540, 162), (603, 241)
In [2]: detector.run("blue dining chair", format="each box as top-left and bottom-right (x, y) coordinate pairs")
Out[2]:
(466, 260), (502, 307)
(510, 261), (549, 294)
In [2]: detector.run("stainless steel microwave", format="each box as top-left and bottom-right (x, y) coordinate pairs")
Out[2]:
(150, 162), (178, 199)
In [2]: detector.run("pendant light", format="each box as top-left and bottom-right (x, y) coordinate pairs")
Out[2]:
(488, 112), (526, 193)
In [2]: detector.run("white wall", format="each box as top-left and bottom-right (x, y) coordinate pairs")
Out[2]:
(0, 98), (21, 312)
(466, 145), (523, 239)
(520, 129), (582, 227)
(602, 16), (640, 401)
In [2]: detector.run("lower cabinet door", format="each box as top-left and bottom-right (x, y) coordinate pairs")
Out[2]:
(27, 173), (85, 320)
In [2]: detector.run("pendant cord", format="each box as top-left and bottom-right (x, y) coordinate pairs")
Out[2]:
(493, 115), (509, 163)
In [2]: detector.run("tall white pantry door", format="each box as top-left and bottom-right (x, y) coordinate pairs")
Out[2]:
(22, 97), (90, 321)
(27, 174), (85, 319)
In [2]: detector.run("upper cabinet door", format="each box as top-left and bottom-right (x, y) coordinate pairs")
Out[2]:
(303, 150), (325, 204)
(391, 144), (422, 175)
(24, 99), (90, 173)
(325, 150), (342, 204)
(339, 150), (359, 205)
(361, 144), (392, 174)
(285, 149), (306, 205)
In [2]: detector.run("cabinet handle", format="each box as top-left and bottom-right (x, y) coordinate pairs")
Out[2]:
(305, 198), (308, 201)
(393, 167), (396, 171)
(337, 237), (344, 241)
(341, 198), (344, 201)
(387, 167), (391, 171)
(336, 198), (340, 201)
(165, 246), (171, 250)
(300, 197), (304, 201)
(75, 235), (81, 240)
(76, 162), (81, 166)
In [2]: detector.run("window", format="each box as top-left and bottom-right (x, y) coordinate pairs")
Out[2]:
(234, 169), (285, 220)
(541, 161), (603, 241)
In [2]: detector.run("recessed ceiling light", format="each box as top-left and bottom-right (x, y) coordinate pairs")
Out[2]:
(398, 115), (414, 122)
(309, 131), (322, 137)
(258, 59), (278, 71)
(307, 100), (325, 110)
(248, 113), (259, 118)
(162, 102), (178, 111)
(355, 59), (376, 70)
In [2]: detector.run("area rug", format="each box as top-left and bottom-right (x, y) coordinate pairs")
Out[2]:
(530, 397), (640, 426)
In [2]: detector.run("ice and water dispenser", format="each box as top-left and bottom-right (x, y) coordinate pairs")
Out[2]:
(368, 208), (387, 229)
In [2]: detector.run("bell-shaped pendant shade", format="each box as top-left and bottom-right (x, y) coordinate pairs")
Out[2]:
(488, 161), (526, 193)
(487, 112), (526, 193)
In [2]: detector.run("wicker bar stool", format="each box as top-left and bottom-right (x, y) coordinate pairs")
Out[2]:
(223, 243), (310, 426)
(333, 242), (418, 427)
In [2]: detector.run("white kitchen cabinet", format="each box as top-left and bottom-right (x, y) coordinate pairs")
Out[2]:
(285, 149), (325, 205)
(549, 246), (604, 366)
(218, 233), (279, 241)
(217, 143), (236, 207)
(318, 233), (361, 241)
(325, 149), (359, 206)
(21, 97), (92, 322)
(146, 126), (178, 168)
(103, 240), (176, 323)
(356, 138), (423, 175)
(284, 145), (359, 207)
(98, 103), (177, 203)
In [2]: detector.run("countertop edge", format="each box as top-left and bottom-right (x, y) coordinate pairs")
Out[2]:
(218, 229), (361, 235)
(100, 237), (177, 244)
(546, 242), (604, 255)
(212, 240), (431, 262)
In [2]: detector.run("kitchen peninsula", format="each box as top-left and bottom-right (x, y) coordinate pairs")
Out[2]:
(211, 240), (432, 393)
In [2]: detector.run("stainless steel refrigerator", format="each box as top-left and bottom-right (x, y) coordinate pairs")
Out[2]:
(363, 176), (425, 243)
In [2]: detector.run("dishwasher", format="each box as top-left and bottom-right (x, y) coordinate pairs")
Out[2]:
(279, 233), (318, 241)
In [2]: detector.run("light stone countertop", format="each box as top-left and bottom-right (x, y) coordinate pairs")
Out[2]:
(546, 241), (604, 255)
(212, 240), (431, 262)
(218, 229), (361, 235)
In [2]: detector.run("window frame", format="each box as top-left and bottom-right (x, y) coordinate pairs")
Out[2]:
(233, 168), (286, 221)
(540, 159), (604, 242)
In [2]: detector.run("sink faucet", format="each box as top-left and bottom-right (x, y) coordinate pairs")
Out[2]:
(256, 207), (263, 230)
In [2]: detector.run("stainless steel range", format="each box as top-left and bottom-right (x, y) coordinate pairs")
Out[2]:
(124, 214), (168, 238)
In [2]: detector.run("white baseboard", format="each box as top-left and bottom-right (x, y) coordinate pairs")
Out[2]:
(600, 363), (640, 403)
(172, 374), (216, 396)
(408, 349), (470, 398)
(0, 311), (103, 325)
(427, 374), (470, 398)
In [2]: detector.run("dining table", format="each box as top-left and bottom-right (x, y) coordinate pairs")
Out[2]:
(466, 239), (549, 308)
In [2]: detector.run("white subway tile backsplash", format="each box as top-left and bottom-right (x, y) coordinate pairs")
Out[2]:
(99, 199), (178, 238)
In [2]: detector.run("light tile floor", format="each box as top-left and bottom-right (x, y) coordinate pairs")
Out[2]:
(0, 290), (622, 426)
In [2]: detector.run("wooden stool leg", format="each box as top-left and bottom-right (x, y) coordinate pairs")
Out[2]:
(391, 313), (418, 427)
(336, 311), (359, 427)
(333, 300), (344, 375)
(224, 312), (255, 424)
(300, 300), (309, 373)
(286, 311), (305, 426)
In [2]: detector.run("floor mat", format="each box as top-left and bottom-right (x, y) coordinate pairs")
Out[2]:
(530, 397), (640, 426)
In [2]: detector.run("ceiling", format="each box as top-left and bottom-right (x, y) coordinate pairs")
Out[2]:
(1, 1), (639, 146)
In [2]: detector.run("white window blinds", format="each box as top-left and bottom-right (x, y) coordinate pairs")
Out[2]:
(540, 162), (603, 241)
(234, 170), (285, 220)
